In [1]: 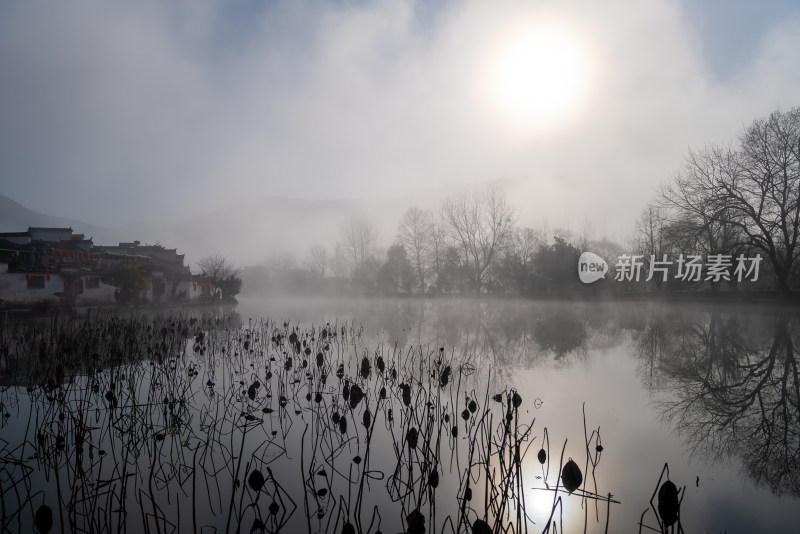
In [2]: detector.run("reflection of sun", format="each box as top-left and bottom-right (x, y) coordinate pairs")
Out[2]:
(521, 464), (593, 531)
(527, 487), (558, 523)
(486, 22), (591, 129)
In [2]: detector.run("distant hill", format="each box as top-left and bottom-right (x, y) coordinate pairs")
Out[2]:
(0, 194), (114, 242)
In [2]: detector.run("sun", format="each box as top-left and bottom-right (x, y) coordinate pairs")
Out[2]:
(486, 24), (591, 129)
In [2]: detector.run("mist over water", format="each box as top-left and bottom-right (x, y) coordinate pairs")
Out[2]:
(1, 296), (798, 532)
(235, 296), (800, 532)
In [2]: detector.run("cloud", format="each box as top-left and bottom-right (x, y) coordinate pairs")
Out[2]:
(0, 0), (798, 237)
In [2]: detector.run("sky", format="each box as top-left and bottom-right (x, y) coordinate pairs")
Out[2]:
(1, 0), (799, 236)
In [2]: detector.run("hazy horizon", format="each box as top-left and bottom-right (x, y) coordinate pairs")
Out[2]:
(1, 177), (620, 268)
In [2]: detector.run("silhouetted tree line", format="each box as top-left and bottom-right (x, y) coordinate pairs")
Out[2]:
(636, 106), (800, 294)
(246, 187), (606, 297)
(244, 106), (799, 298)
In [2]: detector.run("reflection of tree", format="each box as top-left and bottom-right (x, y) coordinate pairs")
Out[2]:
(635, 311), (751, 389)
(651, 313), (800, 497)
(250, 297), (615, 386)
(532, 308), (587, 360)
(339, 299), (598, 379)
(632, 311), (672, 388)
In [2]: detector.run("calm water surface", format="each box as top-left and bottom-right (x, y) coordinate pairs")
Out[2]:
(1, 296), (798, 533)
(237, 296), (800, 533)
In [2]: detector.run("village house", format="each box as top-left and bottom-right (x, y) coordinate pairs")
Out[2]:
(0, 227), (213, 308)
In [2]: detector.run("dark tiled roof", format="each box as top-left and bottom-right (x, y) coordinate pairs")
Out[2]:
(0, 239), (30, 251)
(0, 232), (31, 238)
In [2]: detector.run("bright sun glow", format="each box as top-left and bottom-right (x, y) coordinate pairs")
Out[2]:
(487, 24), (591, 129)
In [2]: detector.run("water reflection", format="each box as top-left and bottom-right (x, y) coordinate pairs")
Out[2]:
(3, 298), (798, 531)
(0, 308), (615, 533)
(244, 297), (800, 501)
(641, 310), (800, 498)
(247, 299), (602, 367)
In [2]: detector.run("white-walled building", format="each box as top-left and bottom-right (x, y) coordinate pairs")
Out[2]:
(0, 227), (212, 309)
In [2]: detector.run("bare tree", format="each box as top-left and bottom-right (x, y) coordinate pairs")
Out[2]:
(659, 149), (743, 259)
(266, 252), (297, 272)
(330, 243), (348, 281)
(197, 254), (242, 299)
(729, 108), (800, 292)
(499, 226), (543, 294)
(441, 187), (516, 293)
(577, 217), (594, 252)
(661, 107), (800, 293)
(397, 206), (433, 293)
(341, 216), (379, 274)
(633, 204), (672, 289)
(428, 214), (448, 293)
(308, 244), (328, 278)
(197, 254), (239, 283)
(635, 204), (667, 257)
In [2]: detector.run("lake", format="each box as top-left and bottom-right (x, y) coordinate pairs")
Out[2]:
(1, 296), (798, 533)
